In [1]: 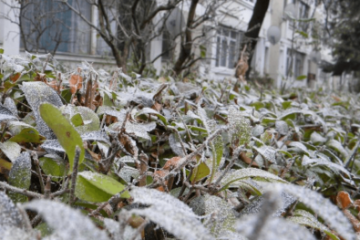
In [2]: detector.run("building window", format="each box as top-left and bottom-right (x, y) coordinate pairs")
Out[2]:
(161, 29), (174, 62)
(20, 0), (91, 54)
(288, 0), (309, 31)
(215, 26), (243, 69)
(286, 49), (305, 78)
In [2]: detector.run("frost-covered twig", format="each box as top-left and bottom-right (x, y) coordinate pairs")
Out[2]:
(70, 146), (81, 205)
(44, 175), (51, 199)
(211, 146), (244, 192)
(89, 186), (131, 217)
(0, 181), (43, 198)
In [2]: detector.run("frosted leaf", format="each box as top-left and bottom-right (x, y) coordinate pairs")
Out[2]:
(252, 125), (264, 137)
(115, 156), (136, 164)
(275, 121), (289, 135)
(105, 109), (127, 122)
(219, 168), (287, 187)
(278, 108), (302, 119)
(1, 226), (37, 240)
(41, 140), (65, 154)
(236, 215), (316, 240)
(288, 141), (312, 156)
(132, 93), (154, 107)
(0, 104), (17, 122)
(253, 146), (277, 163)
(310, 132), (327, 144)
(21, 82), (63, 139)
(110, 121), (156, 141)
(129, 203), (213, 240)
(125, 122), (156, 140)
(240, 192), (296, 216)
(204, 195), (237, 238)
(81, 131), (110, 144)
(135, 107), (167, 124)
(327, 139), (349, 160)
(116, 165), (139, 182)
(25, 200), (110, 240)
(0, 192), (24, 230)
(271, 183), (355, 240)
(3, 97), (18, 117)
(197, 102), (209, 132)
(103, 218), (141, 240)
(169, 133), (185, 157)
(8, 152), (31, 203)
(0, 140), (21, 162)
(130, 187), (196, 218)
(189, 196), (206, 216)
(289, 210), (339, 240)
(302, 155), (350, 176)
(228, 106), (251, 145)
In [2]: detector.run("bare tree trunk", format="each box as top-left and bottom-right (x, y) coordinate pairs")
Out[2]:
(173, 0), (199, 76)
(241, 0), (270, 80)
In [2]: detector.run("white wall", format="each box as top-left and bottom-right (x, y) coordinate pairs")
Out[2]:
(0, 1), (20, 55)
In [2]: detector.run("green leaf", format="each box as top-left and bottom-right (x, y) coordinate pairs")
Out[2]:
(0, 48), (4, 54)
(39, 103), (85, 172)
(282, 101), (292, 109)
(213, 135), (224, 166)
(61, 106), (100, 134)
(296, 30), (309, 38)
(8, 152), (31, 203)
(39, 155), (66, 178)
(9, 122), (45, 144)
(71, 113), (84, 127)
(191, 161), (210, 182)
(135, 107), (167, 124)
(75, 171), (130, 202)
(296, 75), (307, 80)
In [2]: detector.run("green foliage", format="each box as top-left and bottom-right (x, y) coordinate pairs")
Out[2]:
(39, 103), (85, 172)
(75, 171), (130, 202)
(0, 53), (360, 240)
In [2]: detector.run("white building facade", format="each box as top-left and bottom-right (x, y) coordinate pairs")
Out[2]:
(0, 0), (337, 89)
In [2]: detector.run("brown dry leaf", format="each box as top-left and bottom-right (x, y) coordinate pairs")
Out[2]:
(332, 95), (341, 102)
(69, 74), (83, 94)
(337, 191), (353, 209)
(163, 156), (181, 170)
(34, 72), (47, 82)
(239, 151), (258, 167)
(353, 199), (360, 211)
(152, 102), (162, 112)
(154, 169), (168, 192)
(10, 73), (21, 82)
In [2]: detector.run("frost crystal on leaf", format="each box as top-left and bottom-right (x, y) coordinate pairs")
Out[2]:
(227, 106), (251, 145)
(131, 187), (196, 218)
(271, 183), (356, 240)
(25, 200), (110, 240)
(129, 187), (214, 240)
(204, 195), (237, 238)
(219, 168), (287, 186)
(21, 82), (63, 139)
(0, 192), (24, 231)
(236, 215), (316, 240)
(8, 152), (32, 203)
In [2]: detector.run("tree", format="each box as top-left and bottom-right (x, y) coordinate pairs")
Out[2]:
(240, 0), (270, 79)
(321, 0), (360, 76)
